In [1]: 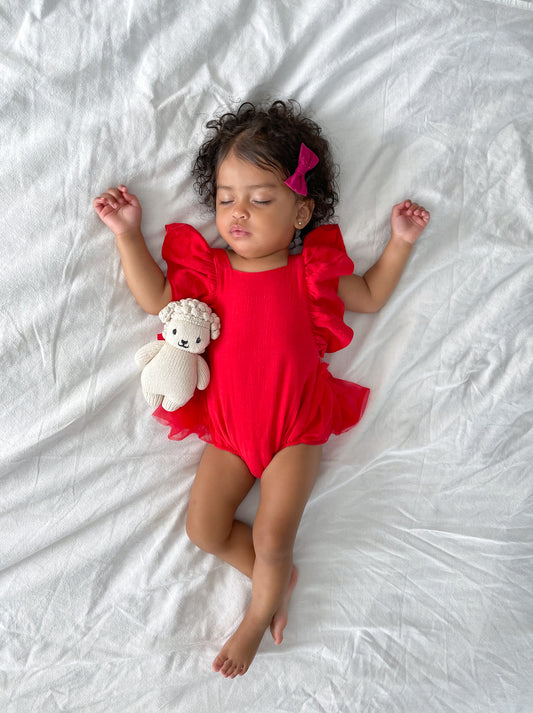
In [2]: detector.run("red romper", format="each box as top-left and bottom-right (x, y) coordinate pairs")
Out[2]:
(154, 222), (370, 478)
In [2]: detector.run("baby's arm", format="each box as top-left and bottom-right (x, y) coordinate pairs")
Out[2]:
(93, 185), (171, 315)
(338, 200), (430, 313)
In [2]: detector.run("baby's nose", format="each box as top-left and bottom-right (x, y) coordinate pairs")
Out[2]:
(232, 202), (249, 219)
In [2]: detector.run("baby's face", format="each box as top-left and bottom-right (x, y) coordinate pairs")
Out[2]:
(215, 152), (312, 268)
(165, 321), (210, 353)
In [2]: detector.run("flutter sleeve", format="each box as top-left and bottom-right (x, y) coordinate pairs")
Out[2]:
(302, 224), (355, 356)
(162, 223), (217, 303)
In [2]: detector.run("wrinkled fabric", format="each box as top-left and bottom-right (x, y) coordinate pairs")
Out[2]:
(1, 1), (533, 711)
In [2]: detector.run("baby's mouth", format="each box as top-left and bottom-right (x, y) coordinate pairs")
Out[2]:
(230, 225), (250, 237)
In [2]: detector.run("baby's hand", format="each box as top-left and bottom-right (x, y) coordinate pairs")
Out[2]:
(390, 200), (430, 245)
(93, 185), (142, 236)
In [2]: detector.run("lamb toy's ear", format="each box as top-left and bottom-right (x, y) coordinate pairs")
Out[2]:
(210, 313), (221, 340)
(159, 303), (175, 324)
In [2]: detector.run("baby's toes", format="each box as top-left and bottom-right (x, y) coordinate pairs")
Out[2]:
(212, 654), (226, 673)
(221, 658), (236, 678)
(229, 664), (242, 679)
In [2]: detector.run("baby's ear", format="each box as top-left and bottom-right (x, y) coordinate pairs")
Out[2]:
(295, 197), (315, 229)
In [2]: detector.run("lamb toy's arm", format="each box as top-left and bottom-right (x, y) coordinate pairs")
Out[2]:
(196, 355), (210, 390)
(135, 340), (164, 367)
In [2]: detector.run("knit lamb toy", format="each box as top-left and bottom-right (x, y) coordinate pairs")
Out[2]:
(135, 299), (221, 412)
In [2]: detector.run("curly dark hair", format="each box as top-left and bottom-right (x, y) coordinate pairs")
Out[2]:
(192, 100), (339, 238)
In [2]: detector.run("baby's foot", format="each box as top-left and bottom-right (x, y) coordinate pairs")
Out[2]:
(270, 565), (298, 645)
(212, 613), (267, 678)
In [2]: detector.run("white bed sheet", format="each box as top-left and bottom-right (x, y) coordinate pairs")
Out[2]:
(1, 1), (532, 711)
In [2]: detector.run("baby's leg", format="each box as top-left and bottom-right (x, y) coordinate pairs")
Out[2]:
(213, 444), (322, 678)
(186, 444), (256, 577)
(187, 444), (297, 646)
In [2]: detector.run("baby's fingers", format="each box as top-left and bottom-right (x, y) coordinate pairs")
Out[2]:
(412, 209), (431, 226)
(392, 199), (411, 216)
(93, 195), (111, 211)
(403, 201), (430, 221)
(414, 205), (430, 220)
(95, 191), (120, 209)
(117, 185), (140, 207)
(93, 198), (117, 219)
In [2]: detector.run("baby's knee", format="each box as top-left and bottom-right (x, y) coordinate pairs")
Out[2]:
(185, 511), (210, 551)
(186, 509), (224, 555)
(253, 525), (293, 563)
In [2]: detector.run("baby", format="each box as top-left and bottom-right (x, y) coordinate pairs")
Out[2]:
(94, 99), (430, 678)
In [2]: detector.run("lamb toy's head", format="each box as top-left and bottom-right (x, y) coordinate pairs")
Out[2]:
(159, 299), (221, 354)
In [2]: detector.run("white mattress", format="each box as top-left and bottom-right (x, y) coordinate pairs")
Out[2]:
(2, 1), (532, 711)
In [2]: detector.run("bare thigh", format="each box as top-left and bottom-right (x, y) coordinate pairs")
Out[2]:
(253, 444), (322, 555)
(186, 443), (256, 551)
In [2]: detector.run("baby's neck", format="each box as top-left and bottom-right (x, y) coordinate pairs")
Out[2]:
(226, 249), (289, 273)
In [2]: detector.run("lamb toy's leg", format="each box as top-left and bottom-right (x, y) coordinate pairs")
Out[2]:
(145, 393), (164, 408)
(161, 396), (182, 411)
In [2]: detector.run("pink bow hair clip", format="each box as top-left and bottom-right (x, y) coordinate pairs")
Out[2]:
(284, 143), (319, 196)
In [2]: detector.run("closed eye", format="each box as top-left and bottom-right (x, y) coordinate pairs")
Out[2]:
(217, 199), (272, 206)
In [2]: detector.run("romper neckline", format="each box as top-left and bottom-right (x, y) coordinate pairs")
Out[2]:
(220, 249), (292, 275)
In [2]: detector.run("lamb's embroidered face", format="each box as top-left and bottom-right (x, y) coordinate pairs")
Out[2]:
(165, 319), (211, 354)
